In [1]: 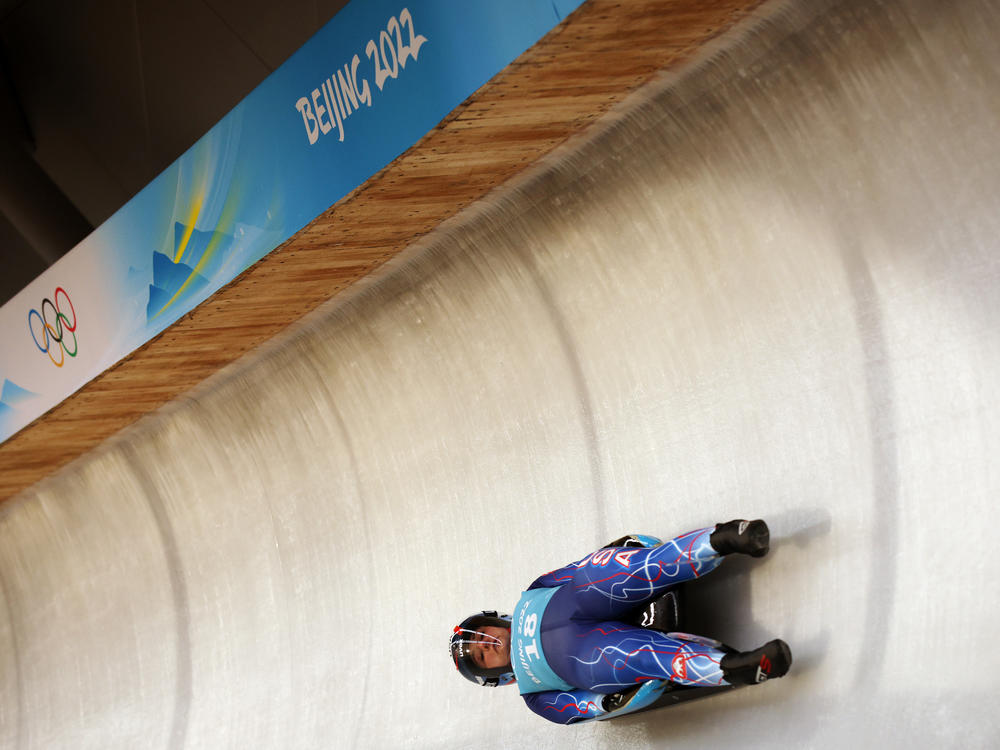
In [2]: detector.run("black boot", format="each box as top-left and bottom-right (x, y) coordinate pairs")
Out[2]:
(721, 639), (792, 685)
(709, 519), (770, 558)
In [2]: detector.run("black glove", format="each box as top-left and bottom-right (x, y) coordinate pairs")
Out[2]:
(602, 534), (646, 549)
(602, 685), (641, 713)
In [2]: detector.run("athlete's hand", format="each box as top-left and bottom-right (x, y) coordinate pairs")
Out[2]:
(599, 680), (670, 719)
(602, 685), (640, 713)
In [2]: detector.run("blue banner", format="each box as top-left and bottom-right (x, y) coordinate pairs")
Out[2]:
(0, 0), (584, 444)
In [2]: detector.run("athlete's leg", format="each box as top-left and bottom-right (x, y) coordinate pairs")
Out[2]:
(567, 527), (720, 619)
(549, 624), (791, 692)
(567, 521), (769, 619)
(554, 624), (732, 692)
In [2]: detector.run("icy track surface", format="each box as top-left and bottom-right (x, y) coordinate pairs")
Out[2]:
(2, 0), (999, 747)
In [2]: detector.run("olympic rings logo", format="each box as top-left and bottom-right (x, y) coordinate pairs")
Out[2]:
(28, 287), (78, 368)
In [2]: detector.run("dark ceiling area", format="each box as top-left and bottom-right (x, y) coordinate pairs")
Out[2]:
(0, 0), (349, 306)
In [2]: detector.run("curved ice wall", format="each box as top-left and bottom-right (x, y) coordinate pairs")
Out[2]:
(2, 0), (999, 747)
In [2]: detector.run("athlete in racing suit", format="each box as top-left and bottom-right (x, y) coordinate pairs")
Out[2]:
(450, 520), (791, 724)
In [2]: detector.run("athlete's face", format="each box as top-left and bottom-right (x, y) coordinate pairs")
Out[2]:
(469, 625), (510, 670)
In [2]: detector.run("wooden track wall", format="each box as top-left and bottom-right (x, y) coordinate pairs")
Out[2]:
(0, 0), (765, 502)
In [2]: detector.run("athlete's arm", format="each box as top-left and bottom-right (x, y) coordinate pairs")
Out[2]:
(521, 689), (608, 724)
(522, 680), (671, 724)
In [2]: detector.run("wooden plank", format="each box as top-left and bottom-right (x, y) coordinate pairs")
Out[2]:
(0, 0), (765, 502)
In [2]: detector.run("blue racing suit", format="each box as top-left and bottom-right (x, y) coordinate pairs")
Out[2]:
(511, 527), (732, 724)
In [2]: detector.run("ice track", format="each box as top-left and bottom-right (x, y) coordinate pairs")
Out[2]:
(2, 0), (999, 746)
